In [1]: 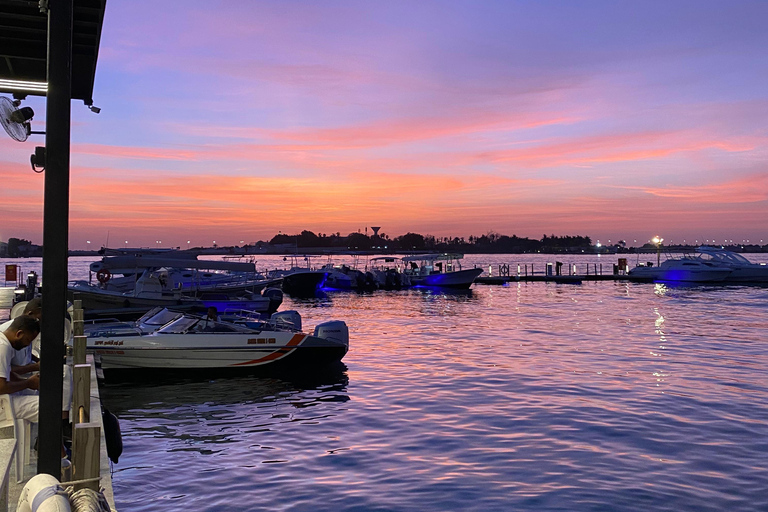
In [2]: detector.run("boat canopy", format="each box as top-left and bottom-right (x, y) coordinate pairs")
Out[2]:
(401, 253), (464, 263)
(91, 256), (257, 273)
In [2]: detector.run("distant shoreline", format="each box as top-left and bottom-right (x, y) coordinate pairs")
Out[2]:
(1, 245), (765, 259)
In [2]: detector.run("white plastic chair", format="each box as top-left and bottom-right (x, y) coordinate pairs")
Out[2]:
(0, 394), (31, 483)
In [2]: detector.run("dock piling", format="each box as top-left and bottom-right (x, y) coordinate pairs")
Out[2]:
(73, 364), (91, 424)
(72, 423), (100, 492)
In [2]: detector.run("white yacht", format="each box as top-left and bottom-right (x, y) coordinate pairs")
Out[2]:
(628, 257), (732, 283)
(694, 247), (768, 283)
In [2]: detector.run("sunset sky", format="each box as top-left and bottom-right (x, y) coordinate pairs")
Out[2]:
(1, 0), (767, 249)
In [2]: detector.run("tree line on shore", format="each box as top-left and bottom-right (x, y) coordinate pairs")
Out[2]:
(4, 232), (766, 258)
(269, 230), (596, 253)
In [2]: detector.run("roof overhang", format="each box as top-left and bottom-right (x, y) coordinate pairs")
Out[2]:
(0, 0), (106, 103)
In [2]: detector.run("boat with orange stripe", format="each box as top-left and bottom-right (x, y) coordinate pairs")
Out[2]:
(86, 308), (349, 377)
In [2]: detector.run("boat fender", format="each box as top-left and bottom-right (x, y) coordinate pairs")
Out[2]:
(17, 474), (70, 512)
(102, 406), (123, 464)
(314, 321), (349, 346)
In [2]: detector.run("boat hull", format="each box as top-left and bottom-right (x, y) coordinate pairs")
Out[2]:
(410, 268), (484, 289)
(280, 271), (328, 296)
(628, 267), (732, 283)
(89, 332), (348, 372)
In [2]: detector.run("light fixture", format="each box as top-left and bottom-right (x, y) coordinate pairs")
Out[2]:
(0, 79), (48, 93)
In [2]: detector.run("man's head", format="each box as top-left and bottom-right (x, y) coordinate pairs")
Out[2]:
(22, 298), (42, 320)
(3, 315), (40, 350)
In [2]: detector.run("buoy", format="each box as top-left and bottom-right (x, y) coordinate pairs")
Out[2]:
(17, 473), (71, 512)
(96, 268), (111, 284)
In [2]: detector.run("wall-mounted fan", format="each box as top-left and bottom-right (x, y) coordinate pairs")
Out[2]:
(0, 96), (35, 142)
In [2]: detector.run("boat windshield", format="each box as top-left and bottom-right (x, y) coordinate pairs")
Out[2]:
(156, 316), (250, 333)
(140, 308), (184, 326)
(156, 317), (200, 333)
(697, 249), (752, 265)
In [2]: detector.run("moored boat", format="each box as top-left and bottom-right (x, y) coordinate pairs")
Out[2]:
(694, 246), (768, 283)
(87, 308), (349, 376)
(68, 272), (283, 318)
(402, 253), (483, 289)
(268, 256), (328, 296)
(628, 257), (732, 283)
(369, 257), (411, 289)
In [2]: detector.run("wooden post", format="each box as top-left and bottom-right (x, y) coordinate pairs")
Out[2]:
(73, 364), (91, 424)
(73, 336), (87, 365)
(72, 423), (100, 491)
(72, 307), (84, 337)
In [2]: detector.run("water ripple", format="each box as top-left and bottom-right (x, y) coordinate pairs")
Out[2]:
(93, 262), (768, 511)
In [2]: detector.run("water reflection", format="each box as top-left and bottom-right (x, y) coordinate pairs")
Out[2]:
(412, 287), (475, 301)
(103, 371), (349, 412)
(103, 372), (350, 458)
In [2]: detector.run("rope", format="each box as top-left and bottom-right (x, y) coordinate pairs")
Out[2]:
(67, 487), (112, 512)
(61, 476), (101, 486)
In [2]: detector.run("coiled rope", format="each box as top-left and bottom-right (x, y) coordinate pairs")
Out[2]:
(64, 483), (112, 512)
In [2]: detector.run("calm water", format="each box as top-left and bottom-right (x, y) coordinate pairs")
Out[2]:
(3, 254), (768, 511)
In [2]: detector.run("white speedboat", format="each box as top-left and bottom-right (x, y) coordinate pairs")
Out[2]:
(694, 247), (768, 283)
(402, 253), (483, 289)
(628, 257), (732, 283)
(87, 308), (349, 374)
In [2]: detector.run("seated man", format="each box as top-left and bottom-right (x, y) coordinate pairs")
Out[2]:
(3, 298), (42, 376)
(0, 298), (71, 423)
(0, 316), (41, 421)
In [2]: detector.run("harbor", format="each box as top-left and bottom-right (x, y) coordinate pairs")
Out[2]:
(2, 0), (768, 510)
(2, 253), (761, 512)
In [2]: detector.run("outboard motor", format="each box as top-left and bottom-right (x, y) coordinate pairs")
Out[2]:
(314, 321), (349, 347)
(271, 310), (302, 331)
(24, 271), (38, 301)
(364, 271), (377, 290)
(263, 287), (284, 314)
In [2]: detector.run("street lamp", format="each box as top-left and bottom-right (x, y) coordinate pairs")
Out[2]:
(652, 236), (664, 267)
(187, 240), (190, 250)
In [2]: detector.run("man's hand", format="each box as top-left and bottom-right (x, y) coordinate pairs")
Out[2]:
(26, 374), (40, 391)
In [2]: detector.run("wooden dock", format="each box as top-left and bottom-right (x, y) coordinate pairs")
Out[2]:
(473, 261), (639, 285)
(0, 357), (117, 512)
(475, 274), (635, 285)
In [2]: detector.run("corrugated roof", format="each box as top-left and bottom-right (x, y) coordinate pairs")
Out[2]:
(0, 0), (106, 103)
